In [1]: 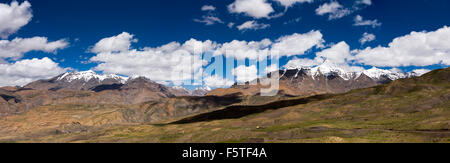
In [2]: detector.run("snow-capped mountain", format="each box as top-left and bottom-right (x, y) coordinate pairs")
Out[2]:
(169, 86), (191, 96)
(284, 60), (425, 82)
(57, 70), (128, 83)
(218, 60), (431, 97)
(362, 67), (406, 81)
(191, 86), (212, 96)
(309, 60), (361, 80)
(25, 70), (128, 91)
(169, 86), (211, 96)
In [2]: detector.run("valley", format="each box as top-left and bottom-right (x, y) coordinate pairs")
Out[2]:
(0, 67), (448, 143)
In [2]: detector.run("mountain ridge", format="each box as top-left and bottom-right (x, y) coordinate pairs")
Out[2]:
(209, 61), (429, 97)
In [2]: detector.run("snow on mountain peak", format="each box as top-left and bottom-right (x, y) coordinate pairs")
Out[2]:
(57, 70), (128, 83)
(310, 60), (360, 80)
(195, 86), (212, 91)
(283, 60), (422, 81)
(363, 67), (406, 80)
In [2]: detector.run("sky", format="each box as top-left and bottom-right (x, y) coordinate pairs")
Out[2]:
(0, 0), (449, 88)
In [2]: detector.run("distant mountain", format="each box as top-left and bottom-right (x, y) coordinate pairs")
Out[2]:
(0, 65), (428, 118)
(25, 70), (128, 91)
(168, 86), (191, 96)
(209, 61), (425, 97)
(23, 70), (212, 97)
(169, 86), (211, 96)
(191, 86), (212, 96)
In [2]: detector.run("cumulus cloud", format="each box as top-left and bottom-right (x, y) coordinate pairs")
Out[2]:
(284, 57), (320, 69)
(233, 65), (258, 82)
(315, 1), (351, 20)
(194, 15), (224, 25)
(201, 5), (216, 11)
(271, 30), (324, 57)
(213, 30), (324, 60)
(354, 15), (381, 28)
(315, 41), (352, 64)
(274, 0), (314, 8)
(0, 57), (67, 86)
(214, 39), (272, 60)
(0, 1), (70, 87)
(237, 21), (270, 31)
(359, 32), (376, 45)
(90, 32), (137, 53)
(354, 26), (450, 67)
(0, 1), (32, 39)
(228, 0), (274, 19)
(203, 75), (235, 88)
(90, 33), (218, 84)
(0, 37), (68, 60)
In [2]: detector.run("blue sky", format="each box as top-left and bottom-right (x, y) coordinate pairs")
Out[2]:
(0, 0), (449, 87)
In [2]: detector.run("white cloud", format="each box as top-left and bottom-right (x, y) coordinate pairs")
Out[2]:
(264, 64), (280, 73)
(228, 22), (235, 28)
(356, 0), (372, 6)
(354, 26), (450, 67)
(271, 30), (324, 57)
(315, 41), (352, 64)
(195, 5), (224, 26)
(233, 65), (258, 82)
(214, 38), (272, 60)
(201, 5), (216, 11)
(354, 15), (381, 28)
(228, 0), (274, 19)
(203, 75), (235, 88)
(0, 37), (68, 60)
(0, 1), (32, 39)
(214, 30), (324, 60)
(359, 32), (376, 45)
(237, 21), (270, 31)
(315, 1), (351, 20)
(283, 17), (301, 25)
(284, 57), (319, 69)
(0, 57), (67, 86)
(194, 15), (224, 25)
(90, 32), (137, 53)
(274, 0), (314, 8)
(90, 33), (217, 84)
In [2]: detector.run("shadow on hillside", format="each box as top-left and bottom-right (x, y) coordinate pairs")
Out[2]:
(171, 94), (334, 124)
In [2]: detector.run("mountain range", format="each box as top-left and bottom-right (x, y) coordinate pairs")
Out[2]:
(209, 61), (427, 96)
(0, 61), (430, 119)
(0, 67), (447, 143)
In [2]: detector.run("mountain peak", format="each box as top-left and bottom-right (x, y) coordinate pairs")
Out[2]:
(310, 61), (361, 80)
(363, 67), (405, 81)
(57, 70), (128, 83)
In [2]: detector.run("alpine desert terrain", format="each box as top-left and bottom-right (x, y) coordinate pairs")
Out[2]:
(0, 66), (448, 143)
